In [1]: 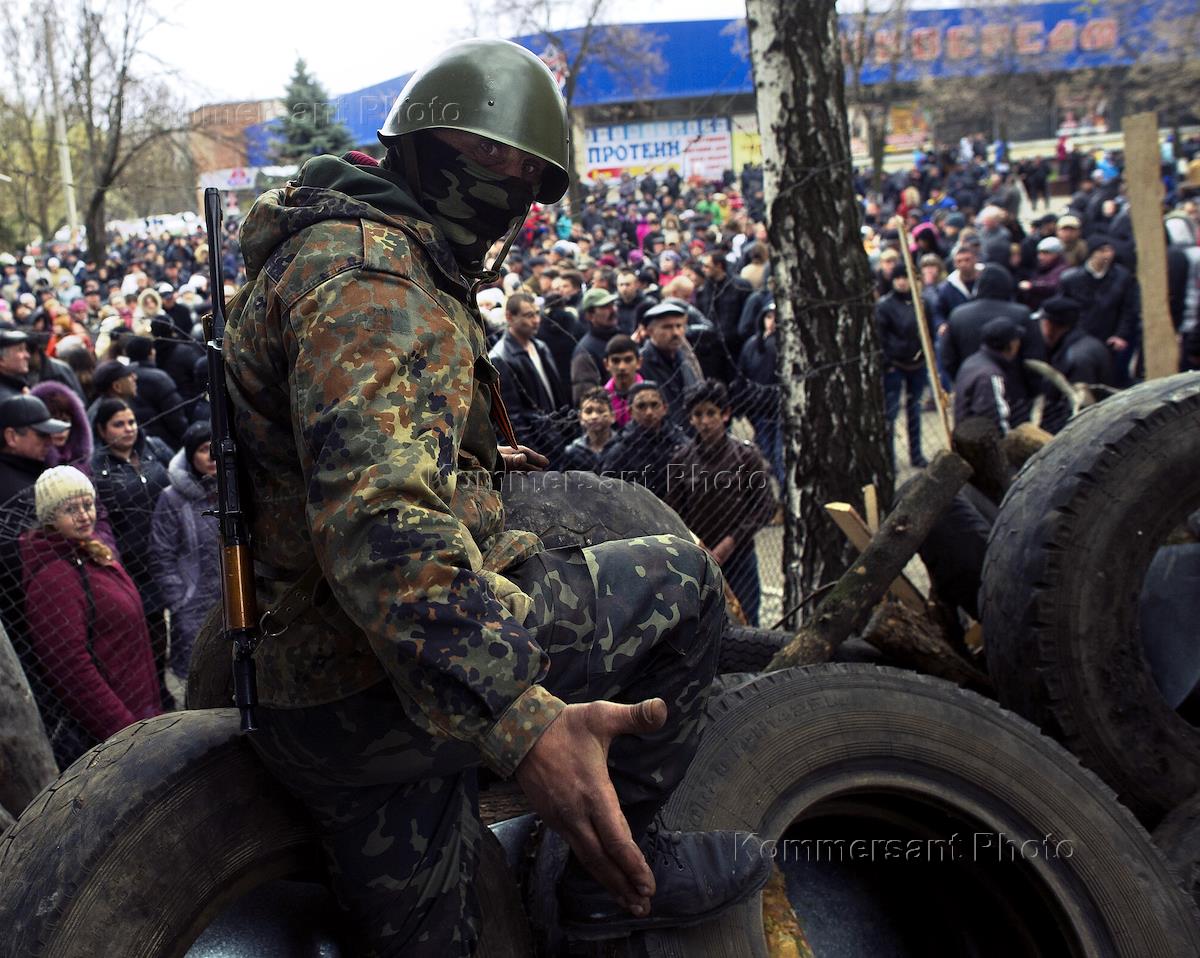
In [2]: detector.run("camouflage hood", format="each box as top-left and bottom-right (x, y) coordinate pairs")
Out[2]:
(238, 154), (467, 291)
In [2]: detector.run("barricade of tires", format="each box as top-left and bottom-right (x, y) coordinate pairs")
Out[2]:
(2, 375), (1200, 955)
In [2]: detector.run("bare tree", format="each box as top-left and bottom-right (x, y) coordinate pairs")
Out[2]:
(746, 0), (893, 614)
(62, 0), (191, 247)
(476, 0), (665, 207)
(841, 0), (912, 193)
(0, 7), (64, 244)
(1113, 0), (1200, 145)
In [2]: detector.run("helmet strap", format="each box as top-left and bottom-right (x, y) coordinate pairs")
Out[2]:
(466, 206), (527, 291)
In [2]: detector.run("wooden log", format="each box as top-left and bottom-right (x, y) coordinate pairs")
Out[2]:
(951, 416), (1011, 505)
(1002, 422), (1053, 470)
(863, 600), (992, 693)
(0, 621), (58, 822)
(823, 502), (927, 611)
(1122, 112), (1176, 380)
(767, 450), (973, 670)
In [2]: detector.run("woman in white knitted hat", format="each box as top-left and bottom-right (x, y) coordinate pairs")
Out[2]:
(19, 465), (161, 766)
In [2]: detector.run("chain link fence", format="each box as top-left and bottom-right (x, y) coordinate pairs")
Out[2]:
(1, 361), (790, 767)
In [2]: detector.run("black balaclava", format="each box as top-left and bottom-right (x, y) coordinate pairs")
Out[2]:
(394, 131), (534, 276)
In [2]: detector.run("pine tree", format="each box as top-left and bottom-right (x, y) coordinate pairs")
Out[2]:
(273, 57), (355, 163)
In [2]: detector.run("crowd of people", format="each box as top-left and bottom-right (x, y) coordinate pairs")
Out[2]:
(0, 227), (225, 765)
(870, 136), (1200, 467)
(3, 127), (1200, 762)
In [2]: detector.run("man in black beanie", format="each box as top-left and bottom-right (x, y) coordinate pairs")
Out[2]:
(1038, 297), (1114, 434)
(953, 316), (1026, 434)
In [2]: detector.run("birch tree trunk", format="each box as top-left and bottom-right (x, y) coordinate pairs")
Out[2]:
(746, 0), (893, 621)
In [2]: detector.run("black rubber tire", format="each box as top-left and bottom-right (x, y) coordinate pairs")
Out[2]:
(0, 710), (530, 957)
(717, 626), (788, 674)
(498, 469), (693, 548)
(1154, 792), (1200, 907)
(642, 665), (1200, 958)
(184, 603), (229, 711)
(981, 373), (1200, 822)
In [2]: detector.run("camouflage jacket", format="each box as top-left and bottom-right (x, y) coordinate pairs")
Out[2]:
(223, 155), (563, 777)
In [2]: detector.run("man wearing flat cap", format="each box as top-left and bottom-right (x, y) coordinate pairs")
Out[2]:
(638, 299), (701, 427)
(86, 361), (137, 428)
(570, 286), (620, 404)
(0, 329), (32, 403)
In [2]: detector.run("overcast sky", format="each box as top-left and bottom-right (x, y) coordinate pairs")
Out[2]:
(153, 1), (749, 107)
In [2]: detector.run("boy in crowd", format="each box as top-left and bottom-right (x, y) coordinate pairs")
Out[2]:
(559, 386), (617, 472)
(603, 334), (643, 428)
(599, 380), (686, 500)
(666, 380), (778, 626)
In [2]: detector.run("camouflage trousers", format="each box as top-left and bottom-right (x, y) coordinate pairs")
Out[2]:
(248, 534), (724, 958)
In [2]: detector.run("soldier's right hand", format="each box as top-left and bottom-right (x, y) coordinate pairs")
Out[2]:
(514, 698), (668, 916)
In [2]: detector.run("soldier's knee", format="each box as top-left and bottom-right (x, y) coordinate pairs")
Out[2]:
(655, 534), (724, 600)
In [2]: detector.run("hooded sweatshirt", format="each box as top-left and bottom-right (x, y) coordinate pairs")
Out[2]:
(222, 154), (562, 776)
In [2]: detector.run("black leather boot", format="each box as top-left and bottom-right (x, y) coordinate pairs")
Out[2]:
(557, 822), (773, 940)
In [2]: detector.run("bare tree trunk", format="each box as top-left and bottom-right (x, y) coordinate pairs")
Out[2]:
(746, 0), (893, 623)
(85, 189), (106, 257)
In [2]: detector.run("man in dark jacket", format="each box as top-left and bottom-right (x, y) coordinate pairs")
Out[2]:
(615, 268), (654, 333)
(953, 317), (1026, 434)
(694, 251), (752, 381)
(0, 329), (31, 402)
(638, 300), (700, 429)
(124, 336), (189, 450)
(489, 292), (571, 462)
(1038, 296), (1114, 434)
(875, 264), (929, 469)
(570, 287), (620, 405)
(0, 395), (70, 707)
(1058, 234), (1141, 387)
(0, 395), (66, 504)
(941, 265), (1034, 379)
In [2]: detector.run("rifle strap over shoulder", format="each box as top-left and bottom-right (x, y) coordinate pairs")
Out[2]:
(256, 561), (327, 638)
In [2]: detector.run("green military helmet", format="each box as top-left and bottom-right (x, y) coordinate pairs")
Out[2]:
(378, 38), (570, 204)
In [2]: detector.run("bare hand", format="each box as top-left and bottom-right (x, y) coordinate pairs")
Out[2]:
(498, 444), (549, 472)
(1106, 336), (1129, 352)
(515, 698), (668, 917)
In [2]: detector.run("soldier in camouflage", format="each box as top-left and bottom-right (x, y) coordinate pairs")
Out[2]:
(223, 38), (770, 956)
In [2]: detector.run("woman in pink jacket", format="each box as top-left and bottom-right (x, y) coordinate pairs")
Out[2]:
(20, 465), (161, 766)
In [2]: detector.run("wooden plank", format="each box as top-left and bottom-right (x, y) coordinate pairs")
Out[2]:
(825, 502), (927, 610)
(1122, 112), (1175, 380)
(862, 483), (880, 534)
(898, 221), (953, 447)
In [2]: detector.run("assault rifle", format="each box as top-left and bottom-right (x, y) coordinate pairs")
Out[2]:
(203, 187), (260, 732)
